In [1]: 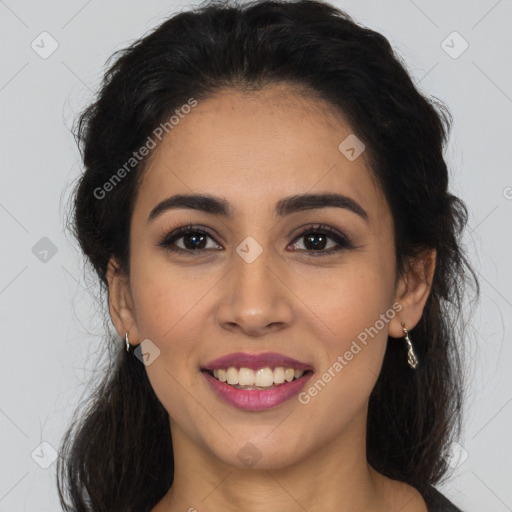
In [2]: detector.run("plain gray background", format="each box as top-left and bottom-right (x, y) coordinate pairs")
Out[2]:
(1, 0), (511, 510)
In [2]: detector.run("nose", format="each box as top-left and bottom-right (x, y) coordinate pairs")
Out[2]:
(215, 245), (295, 337)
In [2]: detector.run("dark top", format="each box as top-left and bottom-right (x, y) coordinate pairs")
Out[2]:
(137, 484), (463, 511)
(422, 485), (463, 511)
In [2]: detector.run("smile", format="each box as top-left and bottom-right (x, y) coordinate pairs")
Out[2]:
(201, 367), (314, 411)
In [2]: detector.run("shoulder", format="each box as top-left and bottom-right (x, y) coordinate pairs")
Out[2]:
(381, 477), (462, 512)
(420, 484), (464, 512)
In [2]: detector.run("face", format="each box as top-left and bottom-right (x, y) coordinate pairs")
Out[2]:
(108, 84), (426, 471)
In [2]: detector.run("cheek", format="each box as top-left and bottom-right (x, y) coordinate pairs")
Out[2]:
(129, 246), (208, 341)
(128, 256), (209, 424)
(127, 254), (211, 419)
(297, 251), (395, 385)
(295, 270), (393, 440)
(299, 252), (395, 335)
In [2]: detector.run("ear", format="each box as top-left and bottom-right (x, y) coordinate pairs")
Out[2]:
(388, 248), (436, 338)
(106, 257), (141, 346)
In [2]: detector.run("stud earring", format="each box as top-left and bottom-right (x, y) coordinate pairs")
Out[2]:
(125, 332), (131, 352)
(401, 322), (418, 369)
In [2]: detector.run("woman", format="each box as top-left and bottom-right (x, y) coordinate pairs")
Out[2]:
(57, 0), (478, 510)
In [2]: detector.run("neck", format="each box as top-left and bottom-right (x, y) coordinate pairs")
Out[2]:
(154, 409), (397, 512)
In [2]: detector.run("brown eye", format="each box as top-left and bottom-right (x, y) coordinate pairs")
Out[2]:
(157, 226), (221, 254)
(288, 224), (355, 257)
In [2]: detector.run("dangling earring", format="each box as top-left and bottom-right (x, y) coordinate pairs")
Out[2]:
(401, 322), (418, 369)
(125, 332), (131, 352)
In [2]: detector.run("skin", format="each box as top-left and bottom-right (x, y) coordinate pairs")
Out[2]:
(107, 84), (435, 511)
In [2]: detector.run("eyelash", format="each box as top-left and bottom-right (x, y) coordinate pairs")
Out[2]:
(156, 223), (355, 257)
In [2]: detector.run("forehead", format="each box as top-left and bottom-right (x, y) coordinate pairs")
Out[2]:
(134, 85), (387, 225)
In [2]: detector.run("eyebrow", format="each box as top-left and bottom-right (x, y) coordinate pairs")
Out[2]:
(147, 192), (369, 224)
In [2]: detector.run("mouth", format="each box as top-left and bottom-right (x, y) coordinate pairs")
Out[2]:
(200, 366), (314, 411)
(200, 352), (315, 410)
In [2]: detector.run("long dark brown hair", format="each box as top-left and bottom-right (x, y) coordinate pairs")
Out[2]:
(58, 1), (479, 510)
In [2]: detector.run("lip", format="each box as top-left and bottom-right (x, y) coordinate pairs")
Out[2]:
(202, 370), (314, 411)
(202, 352), (314, 371)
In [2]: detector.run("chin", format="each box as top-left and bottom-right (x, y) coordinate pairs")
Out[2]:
(207, 432), (310, 471)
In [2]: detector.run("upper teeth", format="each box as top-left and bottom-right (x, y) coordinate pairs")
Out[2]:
(212, 367), (305, 387)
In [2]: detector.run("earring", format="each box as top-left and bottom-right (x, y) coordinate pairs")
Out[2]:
(125, 332), (130, 352)
(401, 322), (418, 369)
